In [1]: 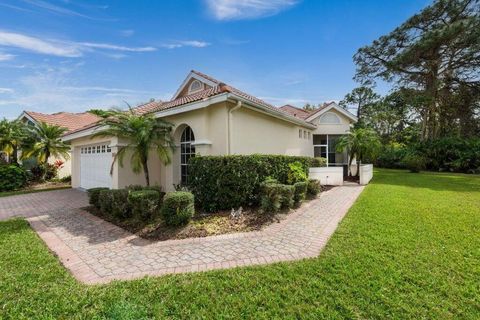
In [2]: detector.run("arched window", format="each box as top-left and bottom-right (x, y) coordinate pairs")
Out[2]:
(319, 112), (341, 124)
(180, 126), (195, 184)
(189, 80), (203, 93)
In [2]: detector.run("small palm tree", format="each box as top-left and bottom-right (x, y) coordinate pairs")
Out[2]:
(92, 109), (175, 186)
(336, 128), (381, 177)
(23, 122), (70, 164)
(0, 119), (27, 164)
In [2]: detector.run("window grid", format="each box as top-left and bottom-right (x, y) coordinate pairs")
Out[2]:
(180, 126), (195, 185)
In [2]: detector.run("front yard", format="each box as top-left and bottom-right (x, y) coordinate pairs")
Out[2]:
(1, 169), (479, 319)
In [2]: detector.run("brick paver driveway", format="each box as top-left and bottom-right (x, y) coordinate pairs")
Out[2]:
(27, 185), (364, 284)
(0, 189), (88, 221)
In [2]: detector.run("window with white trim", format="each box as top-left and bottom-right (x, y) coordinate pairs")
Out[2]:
(189, 80), (203, 94)
(180, 126), (195, 184)
(319, 112), (341, 124)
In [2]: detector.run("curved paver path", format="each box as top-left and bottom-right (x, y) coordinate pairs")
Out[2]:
(27, 185), (364, 284)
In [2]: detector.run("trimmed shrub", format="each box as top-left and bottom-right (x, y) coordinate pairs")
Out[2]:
(287, 161), (308, 184)
(128, 190), (161, 221)
(189, 154), (324, 212)
(260, 182), (283, 213)
(311, 157), (327, 167)
(87, 187), (108, 209)
(307, 179), (321, 198)
(279, 184), (294, 209)
(99, 189), (114, 216)
(0, 165), (27, 191)
(110, 189), (132, 219)
(293, 181), (308, 205)
(161, 192), (194, 226)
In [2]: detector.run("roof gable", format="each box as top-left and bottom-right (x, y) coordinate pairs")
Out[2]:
(172, 70), (219, 100)
(305, 102), (357, 123)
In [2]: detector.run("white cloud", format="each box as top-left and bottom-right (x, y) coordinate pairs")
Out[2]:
(79, 42), (156, 52)
(0, 31), (159, 58)
(0, 52), (15, 61)
(0, 88), (14, 94)
(205, 0), (298, 20)
(19, 0), (105, 20)
(161, 40), (210, 49)
(0, 31), (82, 57)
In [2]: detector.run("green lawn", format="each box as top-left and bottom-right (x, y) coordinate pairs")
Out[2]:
(1, 169), (479, 319)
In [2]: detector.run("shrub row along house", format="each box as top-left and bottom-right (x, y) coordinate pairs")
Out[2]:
(43, 70), (357, 191)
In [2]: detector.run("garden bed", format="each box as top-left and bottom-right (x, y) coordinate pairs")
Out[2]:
(86, 205), (290, 241)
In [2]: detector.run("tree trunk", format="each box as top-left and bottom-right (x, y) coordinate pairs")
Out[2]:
(11, 145), (18, 165)
(143, 159), (150, 186)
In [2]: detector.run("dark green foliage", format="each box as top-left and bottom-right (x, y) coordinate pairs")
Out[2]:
(293, 182), (308, 205)
(29, 164), (58, 182)
(307, 179), (321, 198)
(110, 189), (132, 219)
(128, 190), (161, 221)
(376, 137), (480, 173)
(87, 187), (109, 209)
(189, 155), (322, 212)
(60, 175), (71, 183)
(98, 189), (114, 216)
(402, 153), (426, 173)
(311, 157), (327, 167)
(161, 192), (194, 226)
(287, 161), (308, 184)
(0, 165), (27, 191)
(279, 184), (295, 209)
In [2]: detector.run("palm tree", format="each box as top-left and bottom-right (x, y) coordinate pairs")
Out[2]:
(92, 109), (175, 186)
(0, 119), (27, 164)
(336, 128), (381, 177)
(23, 122), (70, 164)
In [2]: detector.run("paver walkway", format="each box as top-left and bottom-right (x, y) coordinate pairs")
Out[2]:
(0, 189), (88, 221)
(26, 185), (364, 284)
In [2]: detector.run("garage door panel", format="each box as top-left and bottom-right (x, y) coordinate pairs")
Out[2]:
(79, 143), (112, 189)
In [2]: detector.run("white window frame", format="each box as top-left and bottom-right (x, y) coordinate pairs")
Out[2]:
(188, 80), (203, 94)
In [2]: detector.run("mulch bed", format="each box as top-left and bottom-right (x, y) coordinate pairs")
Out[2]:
(344, 175), (360, 183)
(85, 186), (335, 242)
(26, 181), (71, 190)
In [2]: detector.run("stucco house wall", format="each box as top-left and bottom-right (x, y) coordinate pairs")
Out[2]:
(230, 103), (313, 157)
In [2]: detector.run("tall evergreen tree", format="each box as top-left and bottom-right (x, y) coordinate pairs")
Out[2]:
(354, 0), (480, 140)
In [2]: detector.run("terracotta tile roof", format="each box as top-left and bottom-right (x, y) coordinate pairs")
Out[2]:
(24, 111), (101, 133)
(134, 70), (303, 123)
(279, 105), (311, 120)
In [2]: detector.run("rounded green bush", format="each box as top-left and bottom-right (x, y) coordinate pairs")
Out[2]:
(307, 179), (321, 197)
(293, 181), (308, 205)
(161, 191), (194, 226)
(0, 165), (27, 192)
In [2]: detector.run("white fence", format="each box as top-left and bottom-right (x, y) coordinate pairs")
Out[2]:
(359, 164), (373, 185)
(309, 167), (344, 186)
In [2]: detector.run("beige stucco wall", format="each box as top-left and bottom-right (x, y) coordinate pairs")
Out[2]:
(310, 109), (352, 135)
(230, 104), (313, 157)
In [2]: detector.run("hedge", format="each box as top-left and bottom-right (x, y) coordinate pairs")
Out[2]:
(189, 154), (325, 212)
(87, 187), (108, 209)
(0, 165), (27, 192)
(128, 190), (161, 221)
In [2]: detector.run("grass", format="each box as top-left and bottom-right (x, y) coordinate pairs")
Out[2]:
(1, 169), (479, 319)
(0, 185), (71, 198)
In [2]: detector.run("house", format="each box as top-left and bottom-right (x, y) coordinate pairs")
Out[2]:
(61, 70), (357, 190)
(18, 111), (101, 178)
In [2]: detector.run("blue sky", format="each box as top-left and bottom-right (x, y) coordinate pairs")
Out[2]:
(0, 0), (430, 119)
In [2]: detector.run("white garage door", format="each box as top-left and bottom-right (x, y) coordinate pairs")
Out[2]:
(79, 143), (112, 189)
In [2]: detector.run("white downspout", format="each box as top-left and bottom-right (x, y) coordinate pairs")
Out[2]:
(228, 100), (242, 154)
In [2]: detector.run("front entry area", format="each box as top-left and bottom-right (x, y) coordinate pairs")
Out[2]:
(79, 143), (112, 189)
(313, 134), (348, 176)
